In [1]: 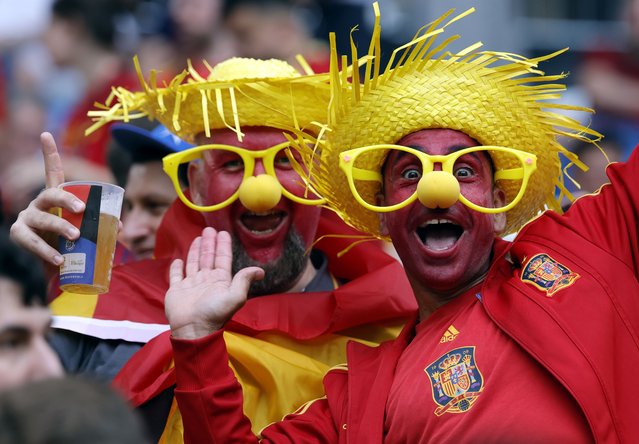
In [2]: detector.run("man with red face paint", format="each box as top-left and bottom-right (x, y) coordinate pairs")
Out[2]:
(10, 57), (415, 441)
(158, 6), (638, 443)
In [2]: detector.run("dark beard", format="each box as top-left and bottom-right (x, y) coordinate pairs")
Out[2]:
(231, 230), (308, 297)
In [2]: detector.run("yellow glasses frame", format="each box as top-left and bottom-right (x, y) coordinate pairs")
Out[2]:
(163, 142), (326, 212)
(339, 145), (537, 213)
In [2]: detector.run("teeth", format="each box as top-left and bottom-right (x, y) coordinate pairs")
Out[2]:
(250, 229), (274, 234)
(248, 210), (278, 216)
(420, 219), (454, 227)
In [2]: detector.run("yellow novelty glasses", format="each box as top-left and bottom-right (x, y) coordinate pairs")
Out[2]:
(339, 145), (537, 213)
(163, 141), (325, 212)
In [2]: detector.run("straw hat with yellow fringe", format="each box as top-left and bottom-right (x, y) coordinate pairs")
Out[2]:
(86, 56), (332, 143)
(295, 3), (602, 238)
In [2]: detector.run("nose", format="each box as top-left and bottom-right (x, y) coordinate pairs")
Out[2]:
(416, 171), (460, 209)
(238, 175), (282, 211)
(31, 336), (64, 381)
(253, 159), (268, 176)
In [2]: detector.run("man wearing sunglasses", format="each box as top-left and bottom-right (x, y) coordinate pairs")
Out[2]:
(158, 6), (637, 443)
(10, 57), (415, 441)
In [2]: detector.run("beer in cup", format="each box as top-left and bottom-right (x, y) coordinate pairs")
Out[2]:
(58, 181), (124, 294)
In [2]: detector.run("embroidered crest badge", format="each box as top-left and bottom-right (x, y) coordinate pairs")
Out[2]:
(521, 253), (579, 296)
(424, 346), (483, 416)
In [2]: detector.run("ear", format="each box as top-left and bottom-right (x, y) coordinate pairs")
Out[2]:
(492, 187), (507, 234)
(187, 162), (206, 206)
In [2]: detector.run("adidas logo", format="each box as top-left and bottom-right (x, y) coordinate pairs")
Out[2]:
(439, 325), (459, 343)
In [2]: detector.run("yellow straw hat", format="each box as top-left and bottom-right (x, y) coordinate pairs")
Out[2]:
(86, 57), (332, 142)
(296, 4), (602, 238)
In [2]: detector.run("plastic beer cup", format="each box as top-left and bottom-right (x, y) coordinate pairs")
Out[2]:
(58, 181), (124, 294)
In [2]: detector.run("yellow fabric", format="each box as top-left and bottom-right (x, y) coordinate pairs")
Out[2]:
(158, 320), (406, 443)
(50, 292), (98, 317)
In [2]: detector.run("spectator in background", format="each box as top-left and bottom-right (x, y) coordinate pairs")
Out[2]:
(136, 0), (238, 77)
(0, 94), (48, 224)
(0, 376), (149, 444)
(0, 59), (6, 124)
(579, 0), (639, 159)
(0, 230), (63, 391)
(43, 0), (138, 171)
(109, 121), (193, 260)
(225, 0), (330, 73)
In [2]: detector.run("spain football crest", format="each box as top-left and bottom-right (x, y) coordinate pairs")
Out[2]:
(424, 346), (483, 416)
(521, 253), (579, 297)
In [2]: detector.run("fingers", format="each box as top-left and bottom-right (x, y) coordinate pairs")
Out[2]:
(183, 228), (233, 277)
(214, 230), (233, 274)
(185, 236), (202, 276)
(230, 267), (264, 298)
(169, 259), (185, 286)
(33, 186), (85, 215)
(10, 222), (64, 266)
(199, 227), (216, 270)
(41, 133), (65, 189)
(15, 191), (82, 238)
(10, 191), (83, 265)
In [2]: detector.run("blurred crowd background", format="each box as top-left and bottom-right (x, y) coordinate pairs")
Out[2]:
(1, 0), (637, 226)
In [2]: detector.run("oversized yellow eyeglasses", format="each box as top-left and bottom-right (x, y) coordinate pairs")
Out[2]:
(339, 145), (537, 213)
(163, 142), (325, 212)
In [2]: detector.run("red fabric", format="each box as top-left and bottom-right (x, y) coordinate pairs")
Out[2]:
(171, 146), (639, 443)
(59, 70), (138, 166)
(112, 196), (416, 404)
(582, 46), (639, 82)
(384, 286), (592, 443)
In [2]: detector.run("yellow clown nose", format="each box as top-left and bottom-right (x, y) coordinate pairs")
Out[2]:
(417, 171), (460, 209)
(238, 175), (282, 211)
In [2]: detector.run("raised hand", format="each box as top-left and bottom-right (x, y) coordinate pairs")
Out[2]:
(9, 133), (85, 266)
(166, 227), (265, 339)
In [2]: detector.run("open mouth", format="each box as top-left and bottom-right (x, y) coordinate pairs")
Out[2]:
(417, 219), (464, 251)
(240, 210), (286, 234)
(134, 248), (155, 259)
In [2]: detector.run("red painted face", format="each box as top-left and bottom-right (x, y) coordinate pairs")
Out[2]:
(380, 129), (506, 295)
(189, 127), (321, 266)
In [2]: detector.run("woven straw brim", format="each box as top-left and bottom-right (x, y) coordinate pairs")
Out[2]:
(298, 6), (601, 240)
(87, 58), (331, 143)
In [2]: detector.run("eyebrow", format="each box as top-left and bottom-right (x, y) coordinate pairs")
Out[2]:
(0, 317), (53, 336)
(0, 325), (31, 338)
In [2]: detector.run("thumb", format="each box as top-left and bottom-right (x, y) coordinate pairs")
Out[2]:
(229, 266), (264, 298)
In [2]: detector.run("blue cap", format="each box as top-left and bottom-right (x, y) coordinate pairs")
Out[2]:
(111, 123), (194, 163)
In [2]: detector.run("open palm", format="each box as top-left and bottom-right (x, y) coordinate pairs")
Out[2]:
(165, 227), (264, 339)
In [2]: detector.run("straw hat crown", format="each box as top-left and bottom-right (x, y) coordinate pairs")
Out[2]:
(87, 57), (331, 142)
